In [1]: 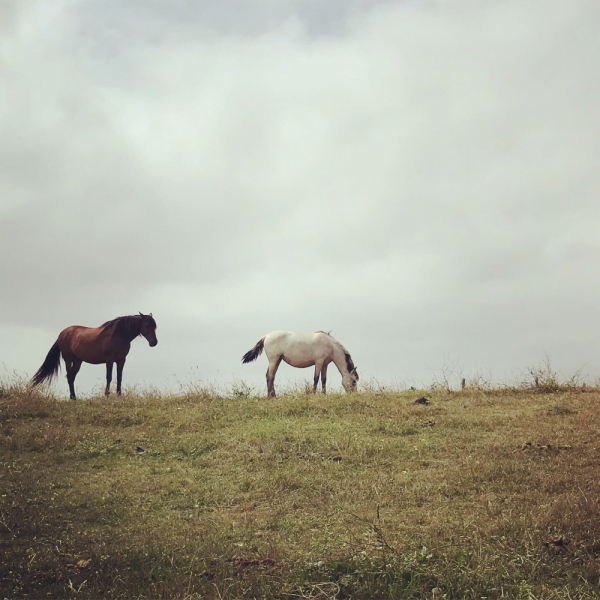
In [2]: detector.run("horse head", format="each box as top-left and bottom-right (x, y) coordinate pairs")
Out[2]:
(139, 312), (158, 347)
(342, 367), (359, 392)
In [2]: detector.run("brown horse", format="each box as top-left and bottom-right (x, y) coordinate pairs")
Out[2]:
(31, 313), (158, 399)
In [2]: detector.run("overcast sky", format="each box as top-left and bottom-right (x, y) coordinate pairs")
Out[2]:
(1, 0), (599, 396)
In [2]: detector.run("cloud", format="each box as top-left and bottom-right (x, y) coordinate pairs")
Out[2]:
(1, 0), (599, 394)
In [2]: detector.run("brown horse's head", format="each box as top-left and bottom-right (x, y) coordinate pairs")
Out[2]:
(139, 312), (158, 347)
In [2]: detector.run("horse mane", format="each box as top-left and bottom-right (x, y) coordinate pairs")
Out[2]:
(101, 315), (145, 340)
(343, 350), (355, 372)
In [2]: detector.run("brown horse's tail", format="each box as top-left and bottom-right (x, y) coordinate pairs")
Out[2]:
(242, 337), (265, 363)
(31, 341), (61, 387)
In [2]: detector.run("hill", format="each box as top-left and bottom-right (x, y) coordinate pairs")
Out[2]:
(1, 381), (599, 599)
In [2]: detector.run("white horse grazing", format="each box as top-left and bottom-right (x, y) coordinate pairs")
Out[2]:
(242, 330), (359, 397)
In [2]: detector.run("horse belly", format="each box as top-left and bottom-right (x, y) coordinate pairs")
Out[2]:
(70, 330), (111, 364)
(72, 344), (105, 364)
(282, 355), (314, 369)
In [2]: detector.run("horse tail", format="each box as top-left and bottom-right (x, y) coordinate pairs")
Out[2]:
(31, 341), (61, 387)
(242, 337), (265, 363)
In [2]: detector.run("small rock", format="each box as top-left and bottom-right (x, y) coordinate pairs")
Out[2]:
(67, 559), (91, 573)
(136, 446), (146, 453)
(199, 569), (215, 580)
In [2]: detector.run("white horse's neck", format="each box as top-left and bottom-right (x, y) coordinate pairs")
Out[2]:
(330, 339), (351, 376)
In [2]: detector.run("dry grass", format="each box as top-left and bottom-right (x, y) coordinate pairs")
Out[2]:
(1, 378), (600, 599)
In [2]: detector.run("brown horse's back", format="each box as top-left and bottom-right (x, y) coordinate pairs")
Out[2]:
(58, 325), (130, 365)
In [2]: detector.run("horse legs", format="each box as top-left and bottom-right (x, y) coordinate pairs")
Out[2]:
(116, 359), (126, 396)
(105, 362), (113, 396)
(313, 361), (324, 393)
(66, 358), (82, 400)
(64, 359), (74, 399)
(266, 356), (282, 398)
(320, 362), (329, 394)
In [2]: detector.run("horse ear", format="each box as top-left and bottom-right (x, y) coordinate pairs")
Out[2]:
(138, 311), (144, 316)
(149, 312), (152, 317)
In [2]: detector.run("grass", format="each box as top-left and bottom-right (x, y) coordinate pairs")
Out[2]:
(1, 378), (600, 599)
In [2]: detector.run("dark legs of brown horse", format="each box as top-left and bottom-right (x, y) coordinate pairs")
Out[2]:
(116, 359), (126, 395)
(105, 362), (113, 396)
(65, 358), (82, 400)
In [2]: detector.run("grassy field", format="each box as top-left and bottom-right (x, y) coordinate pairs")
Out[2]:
(1, 378), (600, 599)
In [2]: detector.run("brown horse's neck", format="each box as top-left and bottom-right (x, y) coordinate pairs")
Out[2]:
(102, 316), (142, 343)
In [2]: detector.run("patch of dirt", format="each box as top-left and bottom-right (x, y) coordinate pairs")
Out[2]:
(224, 557), (276, 568)
(522, 442), (572, 452)
(199, 556), (277, 580)
(544, 536), (568, 551)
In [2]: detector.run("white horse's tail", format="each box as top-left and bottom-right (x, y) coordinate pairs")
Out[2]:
(242, 337), (265, 363)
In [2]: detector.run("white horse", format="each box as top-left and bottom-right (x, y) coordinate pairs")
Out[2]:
(242, 330), (359, 397)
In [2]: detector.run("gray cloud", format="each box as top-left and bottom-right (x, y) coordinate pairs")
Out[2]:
(2, 0), (600, 394)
